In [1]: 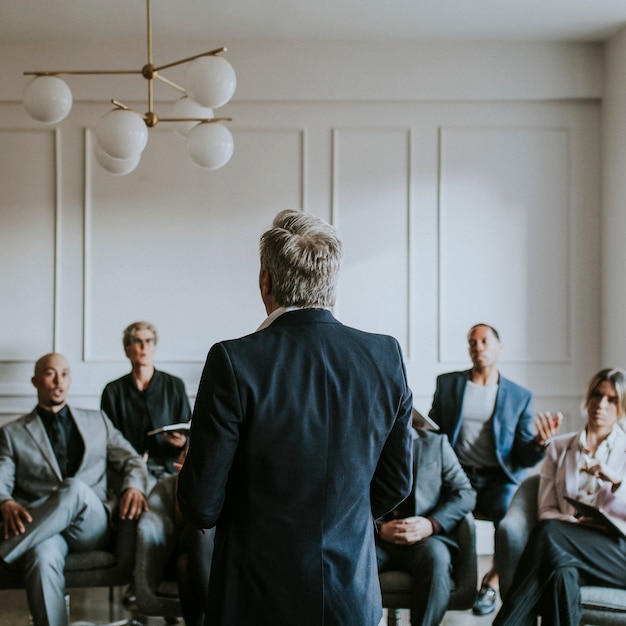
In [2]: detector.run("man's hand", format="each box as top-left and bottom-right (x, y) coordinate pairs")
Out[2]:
(379, 516), (434, 545)
(163, 431), (187, 448)
(118, 488), (148, 520)
(534, 411), (563, 447)
(0, 500), (32, 539)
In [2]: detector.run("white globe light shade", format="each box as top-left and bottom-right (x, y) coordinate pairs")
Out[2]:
(171, 96), (214, 137)
(184, 56), (236, 109)
(23, 76), (73, 124)
(186, 122), (234, 170)
(95, 143), (141, 176)
(96, 109), (148, 160)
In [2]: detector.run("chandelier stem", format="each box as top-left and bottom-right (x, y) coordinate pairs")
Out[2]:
(147, 0), (153, 66)
(148, 79), (154, 114)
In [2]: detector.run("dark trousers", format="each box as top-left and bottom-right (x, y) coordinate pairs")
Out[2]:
(376, 536), (453, 626)
(494, 519), (626, 626)
(174, 524), (215, 626)
(463, 468), (518, 524)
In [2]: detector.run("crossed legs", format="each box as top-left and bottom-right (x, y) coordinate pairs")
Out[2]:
(0, 478), (109, 626)
(494, 519), (626, 626)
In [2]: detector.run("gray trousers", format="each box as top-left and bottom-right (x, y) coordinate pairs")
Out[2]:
(0, 478), (110, 626)
(377, 536), (454, 626)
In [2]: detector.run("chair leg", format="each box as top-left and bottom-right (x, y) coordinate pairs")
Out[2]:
(387, 608), (402, 626)
(108, 586), (114, 621)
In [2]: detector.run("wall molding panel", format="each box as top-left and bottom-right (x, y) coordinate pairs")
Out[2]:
(331, 126), (412, 355)
(0, 128), (59, 363)
(0, 99), (601, 419)
(437, 126), (571, 365)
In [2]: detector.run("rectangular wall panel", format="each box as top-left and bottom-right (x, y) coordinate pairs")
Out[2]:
(0, 129), (57, 361)
(332, 128), (410, 352)
(0, 99), (599, 417)
(438, 127), (570, 364)
(84, 127), (304, 362)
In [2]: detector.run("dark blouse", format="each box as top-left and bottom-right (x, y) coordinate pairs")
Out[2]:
(101, 369), (191, 475)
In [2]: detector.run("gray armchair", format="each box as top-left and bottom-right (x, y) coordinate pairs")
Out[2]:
(134, 476), (181, 618)
(0, 517), (138, 621)
(496, 474), (626, 625)
(379, 512), (477, 626)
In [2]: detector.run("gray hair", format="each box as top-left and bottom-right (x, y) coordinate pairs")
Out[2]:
(122, 321), (158, 348)
(259, 210), (343, 308)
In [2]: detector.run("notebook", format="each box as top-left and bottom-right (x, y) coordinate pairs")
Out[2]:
(565, 496), (626, 538)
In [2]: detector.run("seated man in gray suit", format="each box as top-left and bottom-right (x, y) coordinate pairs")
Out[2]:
(0, 353), (150, 626)
(376, 420), (476, 626)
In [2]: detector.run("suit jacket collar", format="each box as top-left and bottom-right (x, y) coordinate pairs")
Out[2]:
(268, 308), (339, 328)
(25, 408), (62, 479)
(24, 405), (87, 480)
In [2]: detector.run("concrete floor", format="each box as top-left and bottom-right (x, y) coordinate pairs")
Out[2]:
(0, 554), (500, 626)
(0, 590), (499, 626)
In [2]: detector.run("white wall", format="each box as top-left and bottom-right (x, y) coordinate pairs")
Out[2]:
(0, 40), (605, 432)
(603, 30), (626, 369)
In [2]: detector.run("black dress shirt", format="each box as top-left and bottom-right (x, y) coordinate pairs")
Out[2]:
(38, 405), (85, 478)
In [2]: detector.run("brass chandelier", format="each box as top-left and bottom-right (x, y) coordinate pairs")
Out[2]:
(22, 0), (236, 175)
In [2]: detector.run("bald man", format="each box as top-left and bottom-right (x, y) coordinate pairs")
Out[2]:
(0, 353), (149, 626)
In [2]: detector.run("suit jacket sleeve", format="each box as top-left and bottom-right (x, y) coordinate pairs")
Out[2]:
(428, 375), (444, 425)
(507, 384), (544, 469)
(0, 427), (16, 503)
(178, 342), (242, 528)
(429, 434), (476, 533)
(369, 348), (414, 520)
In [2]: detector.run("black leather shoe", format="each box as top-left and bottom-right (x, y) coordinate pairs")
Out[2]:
(472, 584), (497, 615)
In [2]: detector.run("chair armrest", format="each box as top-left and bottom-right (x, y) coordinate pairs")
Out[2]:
(114, 517), (139, 575)
(134, 507), (179, 614)
(496, 474), (539, 598)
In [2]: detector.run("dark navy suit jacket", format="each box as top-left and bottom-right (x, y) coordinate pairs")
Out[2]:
(428, 370), (543, 484)
(178, 309), (413, 626)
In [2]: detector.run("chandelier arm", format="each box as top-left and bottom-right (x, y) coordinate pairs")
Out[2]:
(159, 117), (233, 123)
(111, 100), (132, 111)
(24, 70), (142, 77)
(154, 47), (227, 72)
(155, 74), (186, 94)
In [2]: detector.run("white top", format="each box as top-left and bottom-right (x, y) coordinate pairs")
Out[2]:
(577, 426), (618, 505)
(455, 380), (499, 469)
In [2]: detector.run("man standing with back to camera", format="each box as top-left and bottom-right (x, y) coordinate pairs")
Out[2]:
(178, 209), (414, 626)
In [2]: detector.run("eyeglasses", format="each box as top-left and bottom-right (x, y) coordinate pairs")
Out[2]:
(129, 337), (156, 347)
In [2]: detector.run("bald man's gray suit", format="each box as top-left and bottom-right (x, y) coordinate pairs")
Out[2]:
(0, 407), (149, 626)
